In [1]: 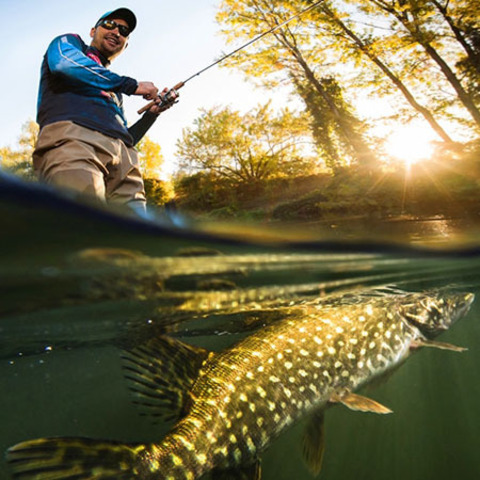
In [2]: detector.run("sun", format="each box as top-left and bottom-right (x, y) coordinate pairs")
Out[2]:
(384, 123), (436, 168)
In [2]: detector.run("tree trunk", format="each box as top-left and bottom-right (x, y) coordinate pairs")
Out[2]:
(321, 3), (455, 144)
(292, 74), (345, 172)
(272, 30), (376, 167)
(423, 41), (480, 128)
(250, 0), (377, 168)
(431, 0), (480, 75)
(371, 0), (480, 129)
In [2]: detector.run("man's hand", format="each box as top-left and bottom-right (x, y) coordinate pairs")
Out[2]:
(135, 82), (159, 100)
(148, 87), (179, 115)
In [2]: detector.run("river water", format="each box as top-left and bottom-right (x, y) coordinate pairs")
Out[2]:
(1, 174), (479, 479)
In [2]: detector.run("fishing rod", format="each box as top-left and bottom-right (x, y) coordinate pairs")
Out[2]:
(138, 0), (325, 114)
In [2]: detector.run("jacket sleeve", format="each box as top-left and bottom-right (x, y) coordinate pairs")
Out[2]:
(128, 111), (159, 146)
(46, 34), (138, 95)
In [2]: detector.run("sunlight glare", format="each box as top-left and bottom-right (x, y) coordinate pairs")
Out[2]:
(385, 124), (435, 167)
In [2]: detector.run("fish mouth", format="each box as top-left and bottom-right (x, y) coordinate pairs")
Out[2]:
(401, 291), (475, 338)
(436, 291), (474, 333)
(456, 292), (475, 318)
(464, 292), (475, 306)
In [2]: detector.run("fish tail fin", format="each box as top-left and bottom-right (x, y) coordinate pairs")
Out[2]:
(6, 436), (147, 479)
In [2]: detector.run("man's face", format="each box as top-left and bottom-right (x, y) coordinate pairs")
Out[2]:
(90, 18), (129, 61)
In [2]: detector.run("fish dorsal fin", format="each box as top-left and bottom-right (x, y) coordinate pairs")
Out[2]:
(411, 339), (467, 353)
(329, 391), (393, 414)
(121, 335), (211, 422)
(302, 410), (326, 476)
(212, 461), (262, 480)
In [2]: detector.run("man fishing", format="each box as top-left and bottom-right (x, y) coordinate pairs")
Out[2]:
(32, 7), (178, 214)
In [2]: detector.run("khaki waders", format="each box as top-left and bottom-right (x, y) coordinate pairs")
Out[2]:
(33, 121), (146, 213)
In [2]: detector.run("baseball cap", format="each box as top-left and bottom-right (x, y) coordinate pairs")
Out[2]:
(96, 8), (137, 33)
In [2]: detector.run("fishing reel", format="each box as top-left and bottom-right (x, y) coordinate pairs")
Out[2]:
(155, 88), (179, 113)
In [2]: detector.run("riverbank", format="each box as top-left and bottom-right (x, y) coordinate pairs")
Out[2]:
(173, 165), (480, 225)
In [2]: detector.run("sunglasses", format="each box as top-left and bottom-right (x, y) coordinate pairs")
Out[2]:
(97, 19), (130, 38)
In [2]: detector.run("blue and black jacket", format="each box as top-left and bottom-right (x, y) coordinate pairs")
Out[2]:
(37, 33), (157, 147)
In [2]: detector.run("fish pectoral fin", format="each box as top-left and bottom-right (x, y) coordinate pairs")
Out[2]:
(121, 335), (211, 422)
(212, 460), (262, 480)
(302, 410), (326, 476)
(411, 339), (467, 353)
(330, 391), (393, 414)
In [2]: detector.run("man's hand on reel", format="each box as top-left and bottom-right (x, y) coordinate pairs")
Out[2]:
(148, 88), (179, 115)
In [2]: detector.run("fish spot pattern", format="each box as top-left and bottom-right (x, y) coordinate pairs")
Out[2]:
(174, 295), (437, 475)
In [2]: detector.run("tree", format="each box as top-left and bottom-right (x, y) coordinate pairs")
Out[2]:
(217, 0), (379, 170)
(294, 75), (374, 172)
(362, 0), (480, 129)
(143, 177), (174, 206)
(0, 120), (38, 180)
(134, 136), (174, 206)
(136, 136), (165, 179)
(308, 1), (455, 144)
(218, 0), (480, 152)
(176, 104), (316, 182)
(431, 0), (480, 76)
(429, 0), (480, 102)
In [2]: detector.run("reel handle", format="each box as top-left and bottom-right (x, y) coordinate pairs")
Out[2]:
(137, 81), (185, 114)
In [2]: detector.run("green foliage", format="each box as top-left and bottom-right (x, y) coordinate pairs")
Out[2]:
(136, 136), (164, 179)
(271, 190), (329, 220)
(217, 0), (380, 168)
(174, 172), (240, 211)
(176, 104), (317, 182)
(174, 154), (480, 222)
(355, 0), (480, 129)
(135, 136), (172, 206)
(294, 76), (376, 172)
(0, 120), (38, 180)
(217, 0), (480, 146)
(143, 177), (174, 206)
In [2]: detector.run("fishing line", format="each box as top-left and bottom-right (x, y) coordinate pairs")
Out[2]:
(138, 0), (326, 114)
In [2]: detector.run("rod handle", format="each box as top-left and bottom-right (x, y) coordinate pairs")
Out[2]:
(137, 81), (185, 114)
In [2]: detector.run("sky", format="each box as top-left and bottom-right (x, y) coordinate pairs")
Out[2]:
(0, 0), (289, 175)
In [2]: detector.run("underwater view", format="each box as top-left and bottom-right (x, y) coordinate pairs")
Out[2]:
(1, 175), (480, 480)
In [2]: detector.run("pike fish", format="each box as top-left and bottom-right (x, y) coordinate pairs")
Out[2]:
(6, 290), (474, 479)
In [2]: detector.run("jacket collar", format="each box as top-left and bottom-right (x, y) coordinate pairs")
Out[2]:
(86, 46), (110, 67)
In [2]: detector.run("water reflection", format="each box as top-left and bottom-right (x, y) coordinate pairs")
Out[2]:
(293, 215), (480, 248)
(3, 247), (480, 360)
(388, 216), (474, 246)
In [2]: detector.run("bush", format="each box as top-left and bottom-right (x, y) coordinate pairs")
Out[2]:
(144, 178), (174, 206)
(272, 190), (328, 220)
